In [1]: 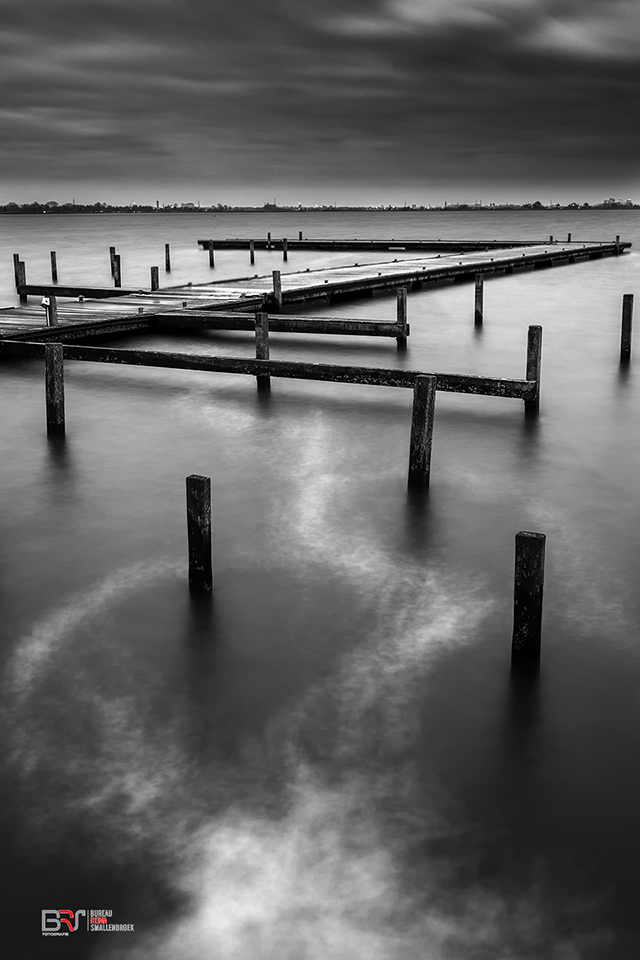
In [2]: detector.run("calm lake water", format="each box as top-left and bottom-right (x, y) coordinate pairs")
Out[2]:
(1, 210), (639, 958)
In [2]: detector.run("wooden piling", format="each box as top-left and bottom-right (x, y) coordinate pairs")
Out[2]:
(474, 274), (484, 326)
(621, 294), (633, 362)
(255, 312), (270, 391)
(165, 243), (171, 272)
(298, 231), (303, 241)
(272, 270), (283, 312)
(408, 374), (436, 489)
(208, 240), (215, 268)
(18, 261), (27, 302)
(48, 294), (58, 326)
(283, 238), (288, 262)
(109, 246), (116, 277)
(615, 235), (620, 254)
(525, 325), (542, 412)
(267, 231), (272, 251)
(50, 251), (58, 283)
(250, 239), (255, 265)
(13, 253), (20, 290)
(549, 235), (554, 243)
(511, 531), (545, 665)
(396, 286), (408, 348)
(186, 474), (213, 593)
(45, 343), (65, 436)
(151, 266), (159, 291)
(113, 254), (121, 288)
(567, 233), (572, 242)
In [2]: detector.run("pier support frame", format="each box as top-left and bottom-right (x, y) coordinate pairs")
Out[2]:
(525, 325), (542, 412)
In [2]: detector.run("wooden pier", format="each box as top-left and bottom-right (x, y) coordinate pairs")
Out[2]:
(0, 239), (629, 341)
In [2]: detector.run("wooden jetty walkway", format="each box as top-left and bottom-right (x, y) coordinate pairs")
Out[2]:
(0, 239), (629, 341)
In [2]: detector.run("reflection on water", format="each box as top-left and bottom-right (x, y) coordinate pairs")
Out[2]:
(1, 210), (639, 956)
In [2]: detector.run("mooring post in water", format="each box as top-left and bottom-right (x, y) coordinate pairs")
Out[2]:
(50, 251), (58, 283)
(525, 325), (542, 412)
(298, 231), (303, 241)
(549, 235), (554, 243)
(408, 374), (436, 490)
(47, 294), (58, 326)
(186, 475), (213, 593)
(150, 266), (159, 291)
(165, 243), (171, 272)
(567, 232), (572, 242)
(45, 343), (65, 436)
(396, 286), (408, 349)
(109, 246), (116, 277)
(12, 253), (20, 289)
(283, 237), (288, 262)
(511, 531), (545, 666)
(18, 261), (27, 302)
(474, 273), (484, 326)
(616, 235), (620, 254)
(250, 239), (255, 265)
(255, 312), (270, 391)
(113, 254), (121, 288)
(272, 269), (283, 312)
(267, 231), (272, 251)
(208, 240), (215, 268)
(621, 294), (633, 363)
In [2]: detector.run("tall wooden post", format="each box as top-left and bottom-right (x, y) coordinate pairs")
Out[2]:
(208, 240), (215, 268)
(474, 274), (484, 326)
(250, 240), (255, 265)
(50, 251), (58, 283)
(48, 294), (58, 326)
(525, 325), (542, 412)
(621, 294), (633, 362)
(298, 231), (303, 241)
(283, 237), (288, 262)
(186, 475), (212, 593)
(272, 270), (283, 312)
(567, 232), (572, 242)
(549, 235), (554, 243)
(615, 235), (620, 254)
(150, 266), (159, 291)
(109, 246), (116, 277)
(113, 254), (121, 288)
(267, 231), (272, 250)
(18, 261), (27, 302)
(45, 343), (65, 436)
(408, 375), (436, 489)
(396, 286), (408, 349)
(255, 312), (270, 391)
(511, 531), (545, 666)
(165, 243), (171, 272)
(13, 253), (20, 290)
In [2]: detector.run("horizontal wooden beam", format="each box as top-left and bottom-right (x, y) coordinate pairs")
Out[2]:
(153, 312), (406, 337)
(0, 340), (536, 400)
(17, 284), (142, 299)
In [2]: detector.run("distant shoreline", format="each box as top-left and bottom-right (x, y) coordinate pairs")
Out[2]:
(1, 203), (638, 215)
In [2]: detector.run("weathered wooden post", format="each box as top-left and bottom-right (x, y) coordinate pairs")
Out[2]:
(474, 274), (484, 326)
(50, 251), (58, 283)
(511, 531), (545, 666)
(396, 286), (408, 349)
(18, 261), (27, 302)
(150, 266), (159, 291)
(267, 231), (272, 250)
(408, 374), (436, 489)
(255, 312), (270, 391)
(48, 294), (58, 326)
(621, 294), (633, 362)
(186, 475), (212, 593)
(283, 237), (288, 262)
(567, 232), (572, 242)
(45, 343), (65, 436)
(12, 253), (20, 290)
(615, 235), (620, 254)
(272, 270), (283, 312)
(250, 240), (255, 265)
(165, 243), (171, 272)
(109, 246), (116, 277)
(525, 325), (542, 412)
(298, 231), (303, 241)
(549, 235), (554, 243)
(113, 254), (121, 288)
(208, 240), (215, 268)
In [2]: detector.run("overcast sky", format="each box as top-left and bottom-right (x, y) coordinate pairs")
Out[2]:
(1, 0), (639, 205)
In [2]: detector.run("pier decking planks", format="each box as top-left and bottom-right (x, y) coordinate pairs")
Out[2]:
(0, 240), (629, 341)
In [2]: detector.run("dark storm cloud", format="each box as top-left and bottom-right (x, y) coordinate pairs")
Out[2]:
(0, 0), (639, 200)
